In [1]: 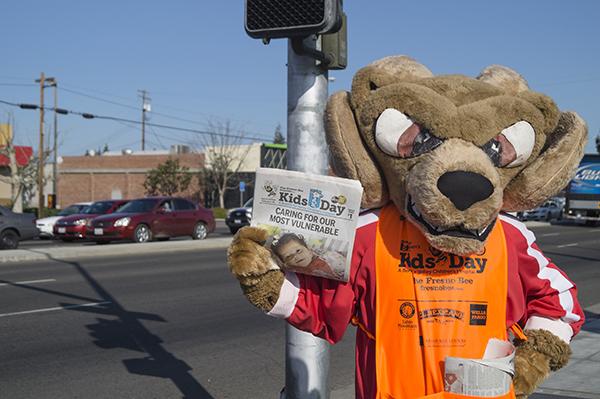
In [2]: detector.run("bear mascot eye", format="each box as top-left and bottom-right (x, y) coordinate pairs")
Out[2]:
(481, 121), (535, 167)
(375, 108), (443, 158)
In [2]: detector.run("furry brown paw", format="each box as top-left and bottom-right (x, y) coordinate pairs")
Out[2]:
(513, 329), (572, 398)
(227, 226), (278, 286)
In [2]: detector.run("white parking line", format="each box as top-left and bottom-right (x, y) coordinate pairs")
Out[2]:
(557, 243), (579, 248)
(541, 233), (560, 237)
(0, 301), (111, 318)
(0, 279), (56, 287)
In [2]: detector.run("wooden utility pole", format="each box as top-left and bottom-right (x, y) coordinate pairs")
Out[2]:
(52, 80), (58, 207)
(37, 73), (45, 218)
(139, 89), (149, 151)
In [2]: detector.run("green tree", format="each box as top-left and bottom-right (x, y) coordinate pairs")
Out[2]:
(273, 123), (285, 144)
(144, 158), (192, 196)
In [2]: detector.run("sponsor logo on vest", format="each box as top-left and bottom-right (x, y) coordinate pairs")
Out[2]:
(398, 252), (487, 273)
(469, 304), (488, 326)
(419, 308), (464, 321)
(400, 240), (420, 252)
(399, 302), (416, 319)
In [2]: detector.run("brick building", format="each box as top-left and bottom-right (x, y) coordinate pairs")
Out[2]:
(58, 148), (204, 208)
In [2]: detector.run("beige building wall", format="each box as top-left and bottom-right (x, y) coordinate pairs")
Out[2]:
(58, 152), (205, 208)
(204, 143), (262, 173)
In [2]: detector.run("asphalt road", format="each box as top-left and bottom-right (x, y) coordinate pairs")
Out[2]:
(0, 222), (598, 398)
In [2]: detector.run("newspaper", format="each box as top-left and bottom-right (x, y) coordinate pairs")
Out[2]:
(444, 338), (515, 397)
(251, 168), (363, 282)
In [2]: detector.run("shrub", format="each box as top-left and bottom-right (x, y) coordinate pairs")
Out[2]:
(212, 207), (227, 219)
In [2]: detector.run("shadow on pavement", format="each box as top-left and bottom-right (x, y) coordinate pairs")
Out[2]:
(5, 253), (215, 399)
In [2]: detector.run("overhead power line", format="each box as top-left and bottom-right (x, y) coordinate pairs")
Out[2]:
(0, 98), (270, 142)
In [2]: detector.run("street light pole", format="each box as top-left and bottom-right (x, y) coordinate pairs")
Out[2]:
(284, 34), (331, 399)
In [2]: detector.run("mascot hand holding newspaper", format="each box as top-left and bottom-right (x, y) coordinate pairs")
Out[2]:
(227, 56), (587, 399)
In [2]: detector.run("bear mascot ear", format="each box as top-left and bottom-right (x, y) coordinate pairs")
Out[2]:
(503, 111), (587, 211)
(477, 65), (588, 211)
(325, 90), (388, 209)
(325, 55), (434, 209)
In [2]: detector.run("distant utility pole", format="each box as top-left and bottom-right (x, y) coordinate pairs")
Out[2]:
(138, 90), (151, 151)
(51, 79), (58, 207)
(35, 72), (57, 219)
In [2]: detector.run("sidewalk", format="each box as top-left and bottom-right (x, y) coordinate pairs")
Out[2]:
(537, 305), (600, 399)
(0, 237), (233, 264)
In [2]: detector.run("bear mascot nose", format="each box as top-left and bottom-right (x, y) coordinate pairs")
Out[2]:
(437, 171), (494, 211)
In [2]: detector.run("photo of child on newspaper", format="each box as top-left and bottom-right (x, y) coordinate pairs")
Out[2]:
(271, 233), (346, 280)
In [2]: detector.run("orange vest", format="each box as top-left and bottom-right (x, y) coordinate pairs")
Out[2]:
(374, 205), (515, 399)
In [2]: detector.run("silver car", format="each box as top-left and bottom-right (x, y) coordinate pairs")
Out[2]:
(0, 206), (38, 249)
(520, 200), (563, 222)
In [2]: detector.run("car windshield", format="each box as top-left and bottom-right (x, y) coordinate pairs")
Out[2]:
(115, 198), (158, 214)
(83, 201), (114, 214)
(58, 204), (89, 216)
(243, 198), (253, 208)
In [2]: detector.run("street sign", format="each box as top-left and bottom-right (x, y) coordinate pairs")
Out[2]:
(239, 181), (246, 192)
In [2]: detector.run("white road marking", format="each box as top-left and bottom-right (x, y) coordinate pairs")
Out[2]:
(541, 233), (560, 237)
(0, 301), (111, 318)
(557, 243), (579, 248)
(0, 279), (56, 287)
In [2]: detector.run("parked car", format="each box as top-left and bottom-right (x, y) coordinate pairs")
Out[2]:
(519, 200), (563, 222)
(0, 206), (38, 249)
(226, 198), (253, 234)
(36, 202), (91, 239)
(88, 197), (215, 243)
(53, 200), (128, 241)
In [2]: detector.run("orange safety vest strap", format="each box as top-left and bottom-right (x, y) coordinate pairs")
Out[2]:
(509, 323), (528, 341)
(352, 316), (376, 341)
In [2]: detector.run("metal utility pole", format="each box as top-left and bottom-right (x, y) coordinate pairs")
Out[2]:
(139, 90), (150, 151)
(36, 73), (46, 218)
(284, 35), (331, 399)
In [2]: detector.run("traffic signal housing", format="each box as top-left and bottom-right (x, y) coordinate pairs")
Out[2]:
(245, 0), (342, 40)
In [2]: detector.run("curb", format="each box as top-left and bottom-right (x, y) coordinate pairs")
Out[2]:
(0, 237), (233, 264)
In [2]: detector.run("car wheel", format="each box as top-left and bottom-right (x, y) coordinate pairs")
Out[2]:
(133, 224), (152, 243)
(546, 213), (552, 222)
(192, 222), (208, 240)
(0, 230), (19, 250)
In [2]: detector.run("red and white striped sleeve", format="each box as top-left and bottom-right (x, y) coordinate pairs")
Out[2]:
(266, 211), (379, 344)
(500, 215), (584, 342)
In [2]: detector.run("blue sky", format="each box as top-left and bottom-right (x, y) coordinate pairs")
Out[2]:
(1, 1), (599, 156)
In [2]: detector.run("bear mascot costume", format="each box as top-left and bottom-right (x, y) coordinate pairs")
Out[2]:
(227, 56), (587, 399)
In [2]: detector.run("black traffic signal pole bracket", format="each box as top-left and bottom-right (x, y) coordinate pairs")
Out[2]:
(290, 36), (333, 66)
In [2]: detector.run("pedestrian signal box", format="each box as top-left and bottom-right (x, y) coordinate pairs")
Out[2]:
(245, 0), (342, 40)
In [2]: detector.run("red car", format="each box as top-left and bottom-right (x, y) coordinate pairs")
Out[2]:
(53, 200), (128, 241)
(87, 197), (215, 244)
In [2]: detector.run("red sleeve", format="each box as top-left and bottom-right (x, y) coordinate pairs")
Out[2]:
(501, 216), (585, 336)
(281, 212), (378, 344)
